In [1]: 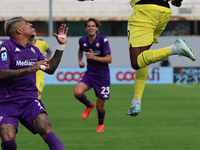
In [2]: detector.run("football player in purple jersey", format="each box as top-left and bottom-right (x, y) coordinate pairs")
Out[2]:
(74, 18), (112, 132)
(0, 16), (68, 150)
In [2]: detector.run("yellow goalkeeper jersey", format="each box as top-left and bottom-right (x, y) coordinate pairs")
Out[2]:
(35, 39), (50, 54)
(130, 0), (140, 7)
(130, 0), (171, 7)
(34, 39), (50, 95)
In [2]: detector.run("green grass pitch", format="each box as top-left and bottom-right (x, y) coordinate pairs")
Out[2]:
(15, 84), (200, 150)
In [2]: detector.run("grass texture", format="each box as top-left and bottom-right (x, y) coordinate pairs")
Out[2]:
(15, 84), (200, 150)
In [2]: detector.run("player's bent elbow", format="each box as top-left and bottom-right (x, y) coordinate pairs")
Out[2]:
(107, 58), (112, 64)
(45, 69), (55, 75)
(107, 55), (112, 64)
(48, 72), (54, 75)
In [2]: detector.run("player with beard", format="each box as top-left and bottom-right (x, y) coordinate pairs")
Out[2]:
(0, 16), (68, 150)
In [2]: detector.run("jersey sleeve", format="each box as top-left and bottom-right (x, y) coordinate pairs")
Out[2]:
(35, 40), (50, 53)
(0, 43), (11, 70)
(38, 51), (46, 61)
(79, 38), (83, 50)
(43, 41), (50, 52)
(102, 37), (111, 56)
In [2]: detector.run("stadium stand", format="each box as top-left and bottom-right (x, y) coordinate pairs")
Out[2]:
(0, 0), (200, 21)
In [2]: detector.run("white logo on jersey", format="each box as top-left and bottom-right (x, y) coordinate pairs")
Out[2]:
(0, 116), (3, 122)
(15, 47), (21, 52)
(96, 42), (100, 47)
(1, 52), (7, 61)
(93, 51), (101, 55)
(31, 47), (35, 54)
(83, 43), (87, 47)
(104, 38), (108, 43)
(16, 60), (35, 66)
(35, 100), (44, 110)
(0, 47), (7, 52)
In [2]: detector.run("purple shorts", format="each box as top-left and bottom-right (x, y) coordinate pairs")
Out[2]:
(79, 73), (110, 100)
(0, 99), (46, 134)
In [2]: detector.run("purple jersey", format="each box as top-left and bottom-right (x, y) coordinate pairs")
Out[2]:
(0, 39), (45, 102)
(79, 34), (111, 76)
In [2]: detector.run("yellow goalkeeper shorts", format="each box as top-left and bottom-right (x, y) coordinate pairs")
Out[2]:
(127, 4), (172, 48)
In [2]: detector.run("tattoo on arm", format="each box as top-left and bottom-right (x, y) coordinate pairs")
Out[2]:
(45, 50), (63, 74)
(0, 68), (30, 80)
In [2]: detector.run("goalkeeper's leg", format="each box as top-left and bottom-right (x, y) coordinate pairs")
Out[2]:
(126, 45), (151, 117)
(130, 39), (196, 70)
(127, 45), (172, 117)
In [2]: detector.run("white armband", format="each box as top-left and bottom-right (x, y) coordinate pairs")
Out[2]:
(57, 34), (66, 51)
(57, 44), (65, 51)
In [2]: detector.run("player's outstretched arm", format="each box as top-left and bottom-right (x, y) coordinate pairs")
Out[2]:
(0, 68), (33, 80)
(44, 24), (68, 74)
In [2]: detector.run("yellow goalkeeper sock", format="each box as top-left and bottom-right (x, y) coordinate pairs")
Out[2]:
(137, 46), (172, 68)
(134, 66), (149, 100)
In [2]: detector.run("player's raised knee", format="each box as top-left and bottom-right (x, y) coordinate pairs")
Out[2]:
(130, 61), (140, 70)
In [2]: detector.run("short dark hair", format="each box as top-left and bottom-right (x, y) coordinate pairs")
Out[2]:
(84, 18), (101, 28)
(84, 18), (101, 34)
(4, 16), (22, 36)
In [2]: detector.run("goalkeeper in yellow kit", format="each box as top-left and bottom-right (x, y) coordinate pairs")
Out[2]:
(126, 0), (196, 117)
(29, 28), (52, 99)
(77, 0), (196, 117)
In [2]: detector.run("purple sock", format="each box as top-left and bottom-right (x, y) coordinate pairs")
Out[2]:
(78, 94), (92, 107)
(98, 110), (105, 125)
(44, 132), (65, 150)
(1, 140), (17, 150)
